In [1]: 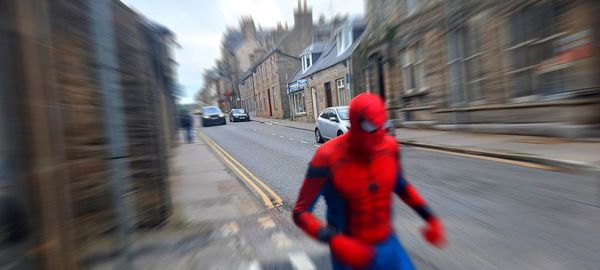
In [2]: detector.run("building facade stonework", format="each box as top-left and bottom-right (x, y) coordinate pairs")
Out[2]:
(302, 63), (350, 122)
(252, 51), (300, 119)
(229, 0), (316, 117)
(288, 17), (368, 123)
(359, 0), (600, 137)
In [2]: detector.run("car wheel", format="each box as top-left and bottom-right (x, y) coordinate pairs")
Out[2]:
(337, 130), (343, 137)
(315, 128), (324, 143)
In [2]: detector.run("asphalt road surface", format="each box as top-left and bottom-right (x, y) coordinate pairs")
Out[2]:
(201, 120), (600, 269)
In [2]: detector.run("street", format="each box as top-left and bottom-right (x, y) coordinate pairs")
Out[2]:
(202, 120), (600, 269)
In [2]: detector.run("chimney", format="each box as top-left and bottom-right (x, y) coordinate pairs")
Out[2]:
(304, 0), (307, 12)
(297, 0), (301, 11)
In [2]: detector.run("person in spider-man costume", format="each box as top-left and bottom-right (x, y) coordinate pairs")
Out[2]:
(293, 93), (446, 270)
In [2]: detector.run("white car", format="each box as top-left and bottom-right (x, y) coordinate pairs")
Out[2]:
(315, 106), (350, 143)
(314, 106), (396, 143)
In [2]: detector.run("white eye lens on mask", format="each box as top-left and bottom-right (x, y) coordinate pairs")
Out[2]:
(360, 119), (379, 133)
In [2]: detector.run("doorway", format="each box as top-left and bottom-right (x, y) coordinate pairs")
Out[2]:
(324, 82), (332, 107)
(376, 57), (386, 99)
(267, 89), (273, 117)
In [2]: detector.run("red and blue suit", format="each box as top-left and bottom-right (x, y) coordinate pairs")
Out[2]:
(293, 93), (446, 269)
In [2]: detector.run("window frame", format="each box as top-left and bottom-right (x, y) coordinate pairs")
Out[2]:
(336, 78), (350, 106)
(336, 27), (353, 55)
(506, 2), (564, 99)
(291, 91), (307, 115)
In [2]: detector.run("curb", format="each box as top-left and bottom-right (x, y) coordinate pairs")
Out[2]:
(399, 140), (600, 173)
(250, 118), (599, 173)
(197, 131), (283, 209)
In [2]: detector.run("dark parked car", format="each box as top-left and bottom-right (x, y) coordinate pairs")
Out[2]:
(229, 109), (250, 122)
(201, 106), (226, 127)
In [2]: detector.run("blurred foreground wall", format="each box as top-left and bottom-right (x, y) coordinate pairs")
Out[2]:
(0, 0), (178, 269)
(360, 0), (600, 137)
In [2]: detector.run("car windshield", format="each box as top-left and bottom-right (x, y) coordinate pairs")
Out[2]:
(233, 109), (245, 114)
(203, 107), (221, 114)
(337, 108), (349, 120)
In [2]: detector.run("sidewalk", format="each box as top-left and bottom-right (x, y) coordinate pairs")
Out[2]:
(170, 134), (260, 224)
(251, 116), (600, 171)
(85, 131), (328, 270)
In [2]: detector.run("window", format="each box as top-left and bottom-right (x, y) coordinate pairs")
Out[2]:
(446, 20), (488, 105)
(402, 43), (426, 94)
(337, 107), (349, 120)
(302, 54), (313, 72)
(447, 29), (466, 106)
(402, 49), (415, 93)
(464, 19), (485, 103)
(290, 91), (306, 114)
(336, 29), (352, 55)
(415, 44), (426, 91)
(343, 30), (351, 48)
(320, 109), (331, 119)
(203, 107), (221, 114)
(508, 3), (563, 98)
(336, 78), (350, 106)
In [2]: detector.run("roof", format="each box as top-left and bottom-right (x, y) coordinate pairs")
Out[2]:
(239, 48), (299, 82)
(300, 41), (327, 56)
(288, 18), (366, 83)
(240, 69), (253, 81)
(315, 23), (333, 33)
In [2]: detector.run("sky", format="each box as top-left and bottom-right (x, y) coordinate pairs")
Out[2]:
(121, 0), (364, 104)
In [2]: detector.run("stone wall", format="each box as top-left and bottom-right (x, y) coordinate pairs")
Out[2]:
(359, 0), (600, 137)
(1, 1), (178, 268)
(304, 63), (348, 122)
(254, 52), (300, 119)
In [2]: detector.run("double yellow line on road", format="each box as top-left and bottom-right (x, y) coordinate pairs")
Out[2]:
(198, 131), (283, 209)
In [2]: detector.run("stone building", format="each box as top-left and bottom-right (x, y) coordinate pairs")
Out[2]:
(218, 18), (269, 111)
(251, 50), (301, 119)
(239, 69), (258, 116)
(236, 0), (317, 117)
(287, 17), (367, 122)
(359, 0), (600, 137)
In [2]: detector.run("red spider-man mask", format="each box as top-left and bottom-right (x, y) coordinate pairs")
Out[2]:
(348, 93), (387, 155)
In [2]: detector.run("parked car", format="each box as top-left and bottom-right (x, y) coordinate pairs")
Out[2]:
(229, 108), (250, 122)
(315, 106), (350, 143)
(314, 106), (396, 143)
(201, 106), (226, 127)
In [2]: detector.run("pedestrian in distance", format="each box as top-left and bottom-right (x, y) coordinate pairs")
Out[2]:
(293, 93), (446, 270)
(180, 111), (193, 144)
